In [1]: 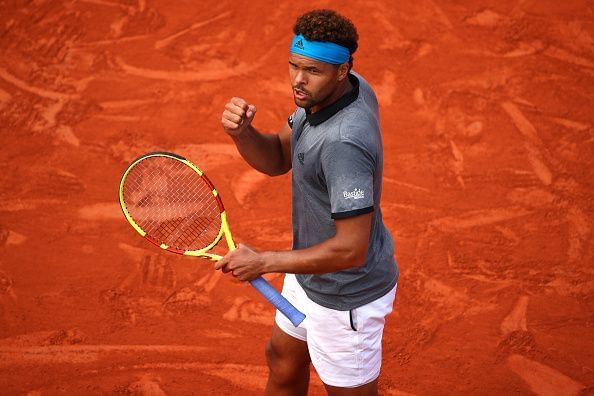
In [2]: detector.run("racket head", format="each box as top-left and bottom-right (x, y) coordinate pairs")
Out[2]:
(119, 152), (230, 256)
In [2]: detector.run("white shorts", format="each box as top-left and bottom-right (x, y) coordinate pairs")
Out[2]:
(275, 274), (397, 388)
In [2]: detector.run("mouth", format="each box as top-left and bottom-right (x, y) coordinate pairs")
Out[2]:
(293, 88), (309, 100)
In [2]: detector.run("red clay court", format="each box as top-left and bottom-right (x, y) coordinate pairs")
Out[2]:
(0, 1), (593, 394)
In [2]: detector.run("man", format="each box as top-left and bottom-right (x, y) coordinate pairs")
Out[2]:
(217, 9), (399, 396)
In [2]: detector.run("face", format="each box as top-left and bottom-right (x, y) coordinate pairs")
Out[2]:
(289, 53), (348, 112)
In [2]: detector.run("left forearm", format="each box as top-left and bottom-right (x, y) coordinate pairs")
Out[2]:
(215, 213), (372, 281)
(261, 235), (367, 275)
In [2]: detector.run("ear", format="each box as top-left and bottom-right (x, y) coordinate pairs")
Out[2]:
(337, 61), (350, 81)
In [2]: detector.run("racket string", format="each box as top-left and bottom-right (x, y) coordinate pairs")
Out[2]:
(123, 157), (222, 251)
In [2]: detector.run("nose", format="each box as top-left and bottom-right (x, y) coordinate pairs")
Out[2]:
(294, 70), (307, 86)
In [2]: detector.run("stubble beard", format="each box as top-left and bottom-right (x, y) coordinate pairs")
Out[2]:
(294, 97), (314, 109)
(293, 86), (315, 109)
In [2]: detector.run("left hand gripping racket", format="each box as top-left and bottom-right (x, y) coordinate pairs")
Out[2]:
(119, 151), (305, 326)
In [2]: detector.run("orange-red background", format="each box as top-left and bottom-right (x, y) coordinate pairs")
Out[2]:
(1, 0), (593, 394)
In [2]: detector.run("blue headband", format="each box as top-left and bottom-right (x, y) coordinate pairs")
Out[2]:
(290, 34), (350, 65)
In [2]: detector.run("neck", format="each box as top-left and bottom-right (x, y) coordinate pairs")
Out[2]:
(310, 74), (353, 114)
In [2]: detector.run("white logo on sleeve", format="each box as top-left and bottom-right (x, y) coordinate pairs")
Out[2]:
(343, 188), (365, 200)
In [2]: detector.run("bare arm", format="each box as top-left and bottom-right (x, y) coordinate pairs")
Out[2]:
(214, 212), (373, 281)
(221, 97), (292, 176)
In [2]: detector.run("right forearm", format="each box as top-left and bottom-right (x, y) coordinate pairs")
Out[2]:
(232, 125), (287, 176)
(221, 96), (291, 175)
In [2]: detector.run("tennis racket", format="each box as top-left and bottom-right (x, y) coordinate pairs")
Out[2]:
(118, 151), (305, 326)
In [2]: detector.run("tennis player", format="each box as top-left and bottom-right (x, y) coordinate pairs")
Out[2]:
(218, 9), (399, 395)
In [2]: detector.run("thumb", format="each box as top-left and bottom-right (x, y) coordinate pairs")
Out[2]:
(246, 104), (257, 119)
(214, 257), (225, 270)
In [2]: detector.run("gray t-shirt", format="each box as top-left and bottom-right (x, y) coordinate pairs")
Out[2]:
(289, 71), (398, 310)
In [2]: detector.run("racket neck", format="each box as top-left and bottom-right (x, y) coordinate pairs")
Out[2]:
(221, 212), (236, 251)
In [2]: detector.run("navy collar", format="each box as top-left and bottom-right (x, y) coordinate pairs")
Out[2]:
(305, 73), (359, 126)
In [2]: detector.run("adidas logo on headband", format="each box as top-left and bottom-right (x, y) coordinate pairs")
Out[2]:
(290, 34), (350, 65)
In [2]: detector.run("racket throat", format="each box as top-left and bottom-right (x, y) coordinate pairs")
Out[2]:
(221, 212), (236, 251)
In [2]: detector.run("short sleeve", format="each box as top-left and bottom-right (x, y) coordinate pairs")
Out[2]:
(321, 139), (375, 219)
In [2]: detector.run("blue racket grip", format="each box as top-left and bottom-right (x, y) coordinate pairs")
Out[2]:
(250, 276), (306, 327)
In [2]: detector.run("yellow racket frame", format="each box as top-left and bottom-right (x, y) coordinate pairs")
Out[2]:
(119, 152), (235, 260)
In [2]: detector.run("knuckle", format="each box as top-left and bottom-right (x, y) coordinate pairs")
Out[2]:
(222, 119), (236, 128)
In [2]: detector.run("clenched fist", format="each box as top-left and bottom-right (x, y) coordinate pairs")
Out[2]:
(221, 97), (257, 137)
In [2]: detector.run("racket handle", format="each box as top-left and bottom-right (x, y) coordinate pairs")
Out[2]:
(250, 276), (306, 327)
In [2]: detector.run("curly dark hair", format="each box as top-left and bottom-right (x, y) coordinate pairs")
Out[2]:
(293, 9), (358, 68)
